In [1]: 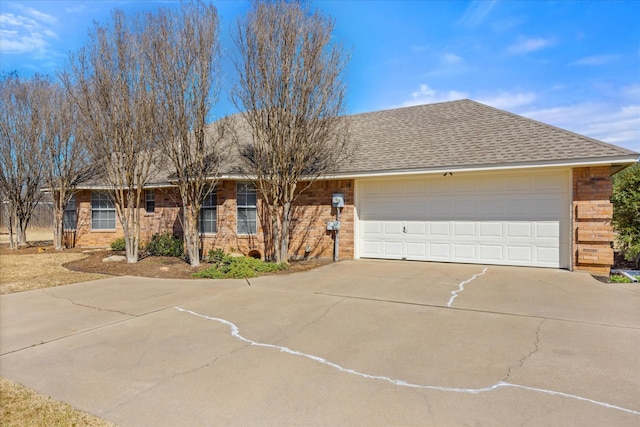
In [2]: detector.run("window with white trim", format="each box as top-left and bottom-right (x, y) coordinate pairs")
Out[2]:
(91, 191), (116, 230)
(199, 190), (217, 234)
(237, 182), (257, 235)
(63, 194), (77, 231)
(145, 190), (155, 213)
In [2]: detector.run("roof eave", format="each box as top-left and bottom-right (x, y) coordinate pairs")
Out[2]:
(320, 155), (640, 180)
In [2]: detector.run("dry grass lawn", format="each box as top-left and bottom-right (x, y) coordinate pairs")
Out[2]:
(0, 228), (53, 244)
(0, 378), (115, 427)
(0, 253), (108, 295)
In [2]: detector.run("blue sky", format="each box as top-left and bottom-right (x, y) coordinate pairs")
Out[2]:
(1, 0), (639, 152)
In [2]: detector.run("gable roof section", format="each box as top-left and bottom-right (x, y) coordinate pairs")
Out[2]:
(76, 99), (639, 188)
(333, 99), (638, 176)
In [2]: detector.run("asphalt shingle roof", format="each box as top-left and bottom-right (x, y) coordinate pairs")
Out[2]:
(336, 99), (637, 175)
(78, 99), (639, 188)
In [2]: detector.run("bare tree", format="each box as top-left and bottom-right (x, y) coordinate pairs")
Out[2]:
(143, 1), (226, 267)
(0, 73), (47, 248)
(64, 10), (158, 263)
(232, 0), (351, 263)
(42, 81), (92, 250)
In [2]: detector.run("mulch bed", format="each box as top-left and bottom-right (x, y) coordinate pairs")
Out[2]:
(0, 241), (331, 280)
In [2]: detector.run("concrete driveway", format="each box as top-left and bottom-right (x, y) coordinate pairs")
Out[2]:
(1, 260), (639, 426)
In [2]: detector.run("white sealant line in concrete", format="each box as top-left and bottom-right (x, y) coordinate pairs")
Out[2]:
(175, 307), (640, 416)
(447, 267), (488, 307)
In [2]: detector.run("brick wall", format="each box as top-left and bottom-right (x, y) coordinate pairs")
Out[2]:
(72, 188), (182, 248)
(572, 166), (614, 275)
(71, 179), (355, 261)
(201, 179), (354, 260)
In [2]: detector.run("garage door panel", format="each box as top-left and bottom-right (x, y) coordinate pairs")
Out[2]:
(359, 171), (569, 268)
(406, 242), (427, 259)
(479, 245), (503, 262)
(536, 222), (560, 239)
(479, 222), (503, 238)
(506, 246), (533, 262)
(361, 240), (382, 257)
(537, 247), (559, 264)
(383, 241), (403, 258)
(454, 222), (476, 237)
(429, 243), (451, 258)
(429, 222), (451, 236)
(384, 221), (404, 235)
(405, 222), (427, 235)
(362, 221), (383, 234)
(454, 244), (476, 260)
(506, 222), (532, 238)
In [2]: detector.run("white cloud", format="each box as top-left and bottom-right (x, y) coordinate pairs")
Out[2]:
(25, 8), (58, 26)
(572, 54), (619, 66)
(395, 84), (638, 152)
(522, 103), (640, 152)
(442, 52), (462, 64)
(476, 92), (536, 110)
(400, 84), (468, 107)
(508, 37), (555, 54)
(0, 8), (59, 55)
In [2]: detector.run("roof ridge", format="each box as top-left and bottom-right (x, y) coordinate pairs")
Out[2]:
(346, 99), (472, 119)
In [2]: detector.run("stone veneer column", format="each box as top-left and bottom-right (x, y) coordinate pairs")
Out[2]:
(572, 166), (615, 276)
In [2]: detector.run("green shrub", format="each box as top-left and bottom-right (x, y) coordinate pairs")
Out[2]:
(110, 237), (126, 251)
(146, 232), (184, 257)
(610, 274), (632, 283)
(207, 248), (227, 264)
(194, 251), (286, 279)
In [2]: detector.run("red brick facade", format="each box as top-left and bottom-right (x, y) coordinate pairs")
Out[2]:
(69, 179), (354, 261)
(69, 169), (617, 273)
(572, 166), (615, 276)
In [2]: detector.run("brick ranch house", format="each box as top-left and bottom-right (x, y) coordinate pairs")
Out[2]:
(66, 99), (639, 275)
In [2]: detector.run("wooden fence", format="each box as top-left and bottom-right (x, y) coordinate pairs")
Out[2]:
(0, 201), (54, 230)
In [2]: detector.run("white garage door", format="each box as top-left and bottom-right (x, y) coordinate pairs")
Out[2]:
(358, 170), (570, 268)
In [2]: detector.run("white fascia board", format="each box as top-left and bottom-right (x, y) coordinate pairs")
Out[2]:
(76, 182), (177, 190)
(319, 155), (640, 180)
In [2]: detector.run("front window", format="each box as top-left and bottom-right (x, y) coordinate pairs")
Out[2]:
(237, 182), (257, 235)
(145, 190), (155, 213)
(199, 190), (217, 234)
(91, 191), (116, 230)
(63, 194), (77, 231)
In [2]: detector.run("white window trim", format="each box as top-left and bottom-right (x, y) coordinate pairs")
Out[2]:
(237, 182), (257, 235)
(199, 189), (217, 235)
(91, 191), (116, 231)
(63, 194), (77, 231)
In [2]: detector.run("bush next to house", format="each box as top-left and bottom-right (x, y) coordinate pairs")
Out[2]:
(611, 163), (640, 268)
(194, 250), (286, 279)
(146, 232), (184, 257)
(110, 237), (126, 251)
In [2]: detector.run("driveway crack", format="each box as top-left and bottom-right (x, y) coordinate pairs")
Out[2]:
(503, 318), (545, 382)
(43, 290), (135, 317)
(275, 299), (344, 345)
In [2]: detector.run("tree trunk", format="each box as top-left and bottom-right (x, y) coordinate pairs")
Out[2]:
(17, 217), (27, 246)
(271, 208), (281, 263)
(53, 194), (64, 250)
(184, 206), (200, 267)
(7, 210), (15, 250)
(53, 211), (63, 250)
(279, 201), (291, 264)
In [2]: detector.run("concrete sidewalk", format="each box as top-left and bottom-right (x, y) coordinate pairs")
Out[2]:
(1, 261), (639, 426)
